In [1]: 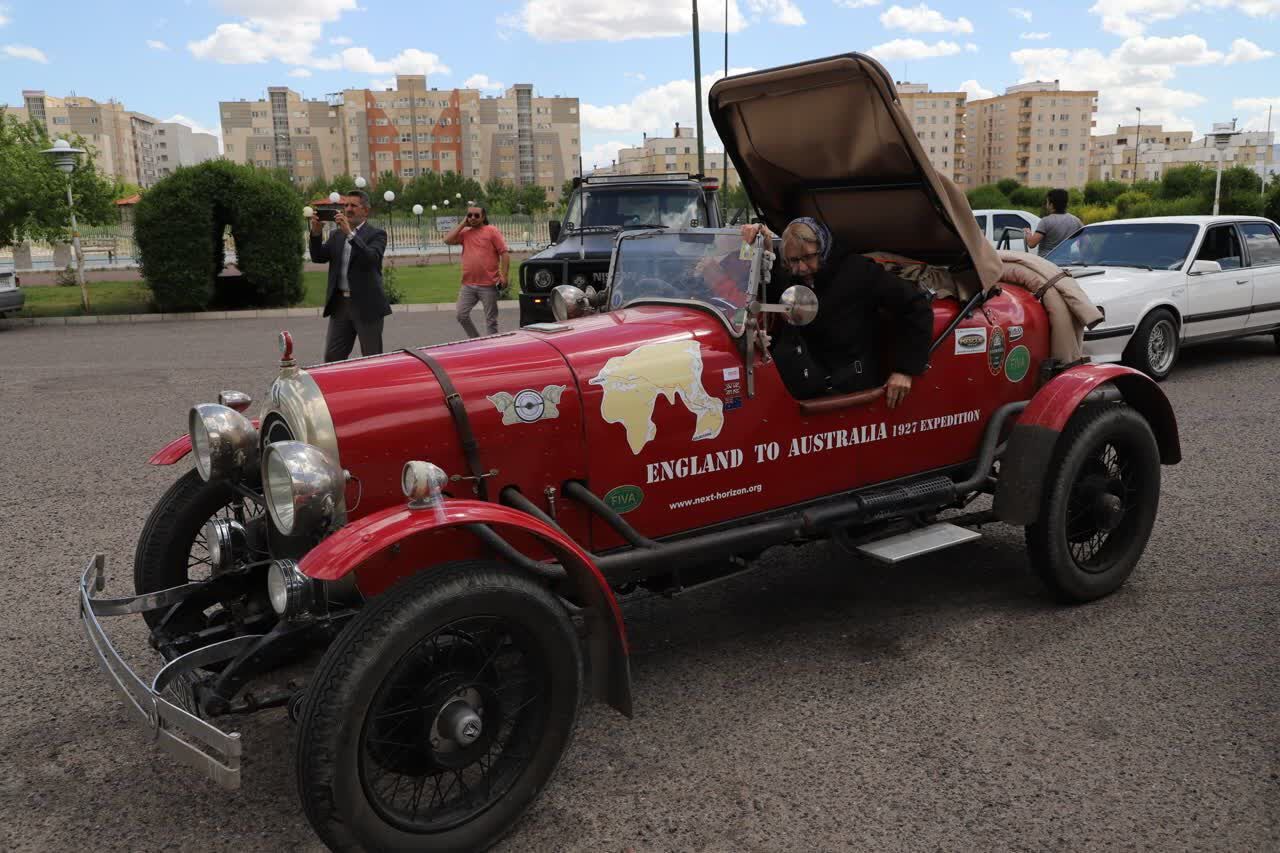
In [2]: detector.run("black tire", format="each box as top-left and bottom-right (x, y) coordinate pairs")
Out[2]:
(296, 561), (582, 853)
(1123, 308), (1180, 381)
(1026, 405), (1161, 603)
(133, 468), (261, 630)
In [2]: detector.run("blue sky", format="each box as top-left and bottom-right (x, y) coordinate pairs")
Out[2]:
(2, 0), (1277, 170)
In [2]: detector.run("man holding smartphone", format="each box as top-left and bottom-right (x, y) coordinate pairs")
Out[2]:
(444, 205), (509, 337)
(309, 190), (390, 361)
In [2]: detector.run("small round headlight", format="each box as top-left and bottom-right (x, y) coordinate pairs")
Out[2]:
(266, 559), (315, 617)
(189, 403), (260, 483)
(402, 460), (448, 506)
(533, 269), (554, 288)
(261, 441), (344, 536)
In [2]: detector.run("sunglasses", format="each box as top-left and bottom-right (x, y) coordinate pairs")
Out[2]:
(465, 213), (482, 219)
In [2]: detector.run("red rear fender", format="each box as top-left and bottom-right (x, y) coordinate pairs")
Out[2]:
(299, 500), (632, 717)
(994, 363), (1180, 525)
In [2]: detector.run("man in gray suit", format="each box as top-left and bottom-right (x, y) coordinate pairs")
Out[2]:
(308, 190), (390, 361)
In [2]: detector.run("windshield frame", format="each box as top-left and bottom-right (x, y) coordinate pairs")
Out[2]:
(561, 185), (710, 236)
(604, 227), (764, 337)
(1044, 221), (1202, 271)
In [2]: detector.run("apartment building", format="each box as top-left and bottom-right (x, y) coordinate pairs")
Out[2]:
(897, 83), (967, 184)
(592, 123), (741, 187)
(9, 90), (170, 186)
(220, 76), (581, 200)
(1091, 123), (1275, 183)
(965, 81), (1098, 188)
(153, 122), (220, 179)
(220, 87), (346, 184)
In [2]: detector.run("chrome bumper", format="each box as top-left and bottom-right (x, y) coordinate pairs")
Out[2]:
(77, 554), (263, 790)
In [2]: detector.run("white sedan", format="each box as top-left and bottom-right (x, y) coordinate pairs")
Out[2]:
(1043, 215), (1280, 380)
(972, 208), (1040, 251)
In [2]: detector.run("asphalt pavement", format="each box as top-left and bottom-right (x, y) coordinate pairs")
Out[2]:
(1, 313), (1276, 852)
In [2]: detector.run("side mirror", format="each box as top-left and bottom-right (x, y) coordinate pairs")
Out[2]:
(551, 284), (590, 321)
(548, 220), (561, 243)
(754, 284), (819, 326)
(1188, 259), (1222, 274)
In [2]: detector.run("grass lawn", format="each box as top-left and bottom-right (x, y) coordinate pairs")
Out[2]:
(16, 261), (522, 318)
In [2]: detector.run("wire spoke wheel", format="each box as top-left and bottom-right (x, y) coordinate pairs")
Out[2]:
(359, 615), (550, 833)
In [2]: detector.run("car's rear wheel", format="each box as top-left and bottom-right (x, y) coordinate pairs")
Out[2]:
(1124, 309), (1179, 380)
(133, 468), (267, 631)
(1026, 405), (1161, 603)
(296, 560), (581, 853)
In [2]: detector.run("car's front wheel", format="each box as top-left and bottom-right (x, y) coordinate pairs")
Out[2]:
(296, 560), (582, 853)
(1124, 308), (1179, 380)
(1026, 405), (1161, 603)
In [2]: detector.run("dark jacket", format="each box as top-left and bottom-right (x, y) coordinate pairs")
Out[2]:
(770, 248), (933, 392)
(309, 224), (391, 323)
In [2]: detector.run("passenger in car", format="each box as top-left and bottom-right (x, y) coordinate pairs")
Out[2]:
(742, 218), (933, 408)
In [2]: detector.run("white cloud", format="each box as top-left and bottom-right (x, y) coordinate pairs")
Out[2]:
(146, 39), (170, 50)
(582, 139), (635, 171)
(745, 0), (806, 25)
(329, 36), (352, 45)
(188, 0), (358, 65)
(2, 44), (47, 63)
(288, 67), (312, 77)
(836, 0), (881, 6)
(1019, 31), (1050, 39)
(1088, 0), (1193, 37)
(1009, 6), (1032, 20)
(165, 113), (220, 138)
(1113, 34), (1221, 65)
(508, 0), (749, 41)
(867, 38), (962, 60)
(1225, 37), (1275, 64)
(880, 4), (974, 33)
(959, 79), (994, 100)
(464, 73), (505, 92)
(581, 66), (754, 153)
(339, 47), (449, 76)
(0, 7), (9, 27)
(370, 78), (396, 90)
(964, 42), (979, 51)
(625, 71), (647, 80)
(1233, 96), (1280, 131)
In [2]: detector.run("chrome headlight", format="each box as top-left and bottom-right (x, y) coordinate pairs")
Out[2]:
(533, 268), (554, 288)
(402, 460), (448, 506)
(189, 403), (260, 482)
(261, 440), (344, 536)
(266, 559), (316, 617)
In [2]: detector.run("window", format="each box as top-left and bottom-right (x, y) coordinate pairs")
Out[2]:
(1241, 223), (1280, 265)
(1196, 225), (1244, 269)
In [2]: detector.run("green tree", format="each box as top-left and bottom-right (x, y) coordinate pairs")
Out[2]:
(720, 182), (752, 223)
(0, 110), (117, 247)
(966, 184), (1011, 210)
(516, 183), (550, 214)
(1159, 164), (1207, 200)
(1265, 182), (1280, 224)
(995, 178), (1021, 197)
(1083, 180), (1128, 206)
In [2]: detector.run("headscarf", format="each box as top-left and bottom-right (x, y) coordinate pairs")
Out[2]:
(785, 216), (833, 265)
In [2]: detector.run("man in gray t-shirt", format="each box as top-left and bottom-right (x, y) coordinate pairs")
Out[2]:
(1023, 188), (1083, 257)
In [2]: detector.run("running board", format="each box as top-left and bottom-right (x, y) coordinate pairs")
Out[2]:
(856, 522), (981, 564)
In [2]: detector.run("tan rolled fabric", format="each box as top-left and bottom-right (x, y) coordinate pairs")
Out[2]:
(998, 250), (1104, 363)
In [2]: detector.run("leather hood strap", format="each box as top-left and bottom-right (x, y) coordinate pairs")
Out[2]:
(401, 348), (490, 501)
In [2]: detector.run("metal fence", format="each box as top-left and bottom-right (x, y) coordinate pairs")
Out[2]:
(0, 214), (555, 271)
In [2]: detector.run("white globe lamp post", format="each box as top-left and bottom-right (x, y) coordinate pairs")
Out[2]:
(39, 139), (90, 312)
(412, 203), (424, 250)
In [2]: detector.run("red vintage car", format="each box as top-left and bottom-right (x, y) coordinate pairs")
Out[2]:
(79, 55), (1180, 853)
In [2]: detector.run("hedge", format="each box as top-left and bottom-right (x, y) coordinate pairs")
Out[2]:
(135, 160), (304, 312)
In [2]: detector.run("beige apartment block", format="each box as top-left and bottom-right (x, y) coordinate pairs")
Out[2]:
(154, 122), (220, 179)
(592, 123), (741, 188)
(1091, 124), (1274, 183)
(9, 90), (167, 186)
(966, 81), (1097, 188)
(222, 76), (581, 200)
(220, 87), (345, 185)
(897, 83), (967, 184)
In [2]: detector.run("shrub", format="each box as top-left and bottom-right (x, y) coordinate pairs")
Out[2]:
(1159, 165), (1208, 200)
(995, 178), (1021, 197)
(1113, 191), (1152, 218)
(55, 263), (77, 287)
(1266, 183), (1280, 223)
(1126, 196), (1207, 219)
(1075, 204), (1117, 224)
(135, 160), (305, 312)
(1008, 185), (1049, 209)
(1082, 181), (1127, 206)
(383, 258), (403, 305)
(966, 185), (1011, 210)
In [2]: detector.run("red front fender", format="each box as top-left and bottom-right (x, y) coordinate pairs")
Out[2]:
(994, 363), (1180, 525)
(299, 499), (633, 717)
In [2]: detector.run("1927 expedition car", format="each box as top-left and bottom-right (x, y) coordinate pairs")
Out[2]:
(79, 54), (1181, 853)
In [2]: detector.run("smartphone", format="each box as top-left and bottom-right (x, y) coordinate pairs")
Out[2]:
(316, 206), (339, 222)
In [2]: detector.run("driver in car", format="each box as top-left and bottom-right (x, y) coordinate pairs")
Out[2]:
(742, 217), (932, 408)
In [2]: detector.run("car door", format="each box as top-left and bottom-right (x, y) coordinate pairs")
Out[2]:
(1239, 221), (1280, 331)
(1184, 223), (1253, 340)
(974, 214), (989, 242)
(993, 212), (1032, 252)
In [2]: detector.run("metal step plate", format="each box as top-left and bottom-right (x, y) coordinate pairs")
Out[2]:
(855, 522), (982, 564)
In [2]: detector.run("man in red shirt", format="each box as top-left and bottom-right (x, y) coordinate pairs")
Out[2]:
(444, 205), (510, 337)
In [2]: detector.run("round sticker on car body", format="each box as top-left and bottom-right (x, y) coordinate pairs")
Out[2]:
(603, 485), (644, 514)
(1004, 345), (1031, 383)
(988, 327), (1006, 375)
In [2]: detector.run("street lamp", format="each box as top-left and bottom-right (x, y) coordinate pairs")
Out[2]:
(383, 189), (396, 251)
(412, 203), (424, 251)
(354, 175), (367, 190)
(1210, 121), (1239, 216)
(39, 139), (90, 312)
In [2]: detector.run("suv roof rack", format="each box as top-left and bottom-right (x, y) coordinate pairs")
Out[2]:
(578, 172), (697, 186)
